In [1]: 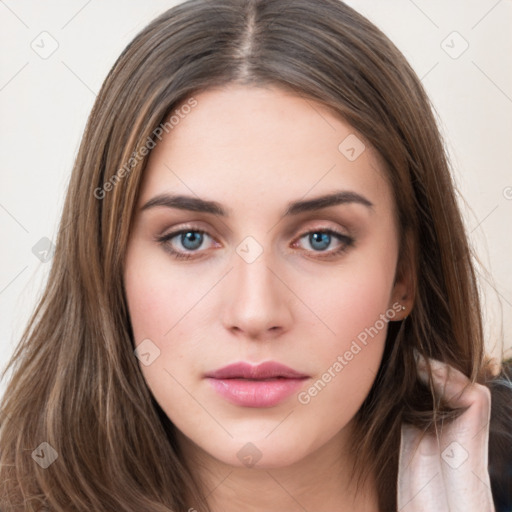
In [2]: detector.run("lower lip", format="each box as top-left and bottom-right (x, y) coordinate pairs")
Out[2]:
(206, 377), (307, 407)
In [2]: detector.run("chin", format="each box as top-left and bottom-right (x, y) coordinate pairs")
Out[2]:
(198, 431), (320, 471)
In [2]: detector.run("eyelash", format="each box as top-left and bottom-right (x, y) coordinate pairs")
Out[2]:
(156, 225), (355, 261)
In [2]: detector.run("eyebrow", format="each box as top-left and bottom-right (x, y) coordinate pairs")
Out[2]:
(141, 190), (374, 217)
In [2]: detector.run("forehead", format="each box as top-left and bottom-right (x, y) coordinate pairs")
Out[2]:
(139, 84), (393, 216)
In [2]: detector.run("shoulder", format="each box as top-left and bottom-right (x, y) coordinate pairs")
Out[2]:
(488, 358), (512, 512)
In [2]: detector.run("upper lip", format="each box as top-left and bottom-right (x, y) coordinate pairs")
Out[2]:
(205, 361), (309, 380)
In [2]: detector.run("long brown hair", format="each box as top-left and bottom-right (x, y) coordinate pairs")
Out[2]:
(1, 0), (509, 510)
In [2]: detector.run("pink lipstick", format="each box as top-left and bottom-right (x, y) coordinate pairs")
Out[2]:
(204, 361), (309, 408)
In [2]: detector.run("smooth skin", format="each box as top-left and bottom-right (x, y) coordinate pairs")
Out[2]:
(124, 85), (492, 511)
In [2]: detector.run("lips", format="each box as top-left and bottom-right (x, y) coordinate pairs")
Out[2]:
(204, 362), (309, 408)
(204, 361), (308, 380)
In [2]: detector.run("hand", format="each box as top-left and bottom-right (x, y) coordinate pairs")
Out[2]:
(397, 354), (495, 511)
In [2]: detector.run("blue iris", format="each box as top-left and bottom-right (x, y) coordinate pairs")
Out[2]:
(180, 231), (203, 250)
(309, 232), (331, 251)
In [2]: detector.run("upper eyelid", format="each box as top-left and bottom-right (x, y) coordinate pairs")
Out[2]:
(159, 222), (350, 238)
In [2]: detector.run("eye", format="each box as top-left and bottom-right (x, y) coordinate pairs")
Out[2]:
(156, 227), (217, 260)
(292, 228), (354, 259)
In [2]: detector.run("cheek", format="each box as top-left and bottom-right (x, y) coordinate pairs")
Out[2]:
(124, 244), (204, 344)
(124, 243), (212, 398)
(298, 256), (396, 350)
(292, 272), (394, 447)
(293, 248), (397, 405)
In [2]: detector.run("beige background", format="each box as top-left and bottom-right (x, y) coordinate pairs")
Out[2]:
(1, 0), (511, 401)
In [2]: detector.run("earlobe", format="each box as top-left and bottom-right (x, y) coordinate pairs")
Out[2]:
(389, 279), (414, 320)
(391, 228), (416, 314)
(386, 299), (409, 322)
(389, 256), (415, 320)
(388, 297), (410, 322)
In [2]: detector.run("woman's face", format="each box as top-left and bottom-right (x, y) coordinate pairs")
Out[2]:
(124, 84), (409, 470)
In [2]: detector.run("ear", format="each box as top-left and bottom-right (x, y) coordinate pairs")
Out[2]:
(388, 231), (415, 321)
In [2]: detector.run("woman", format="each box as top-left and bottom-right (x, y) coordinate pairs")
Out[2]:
(0, 0), (510, 510)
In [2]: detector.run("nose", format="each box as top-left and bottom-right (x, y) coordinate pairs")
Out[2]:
(221, 247), (294, 341)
